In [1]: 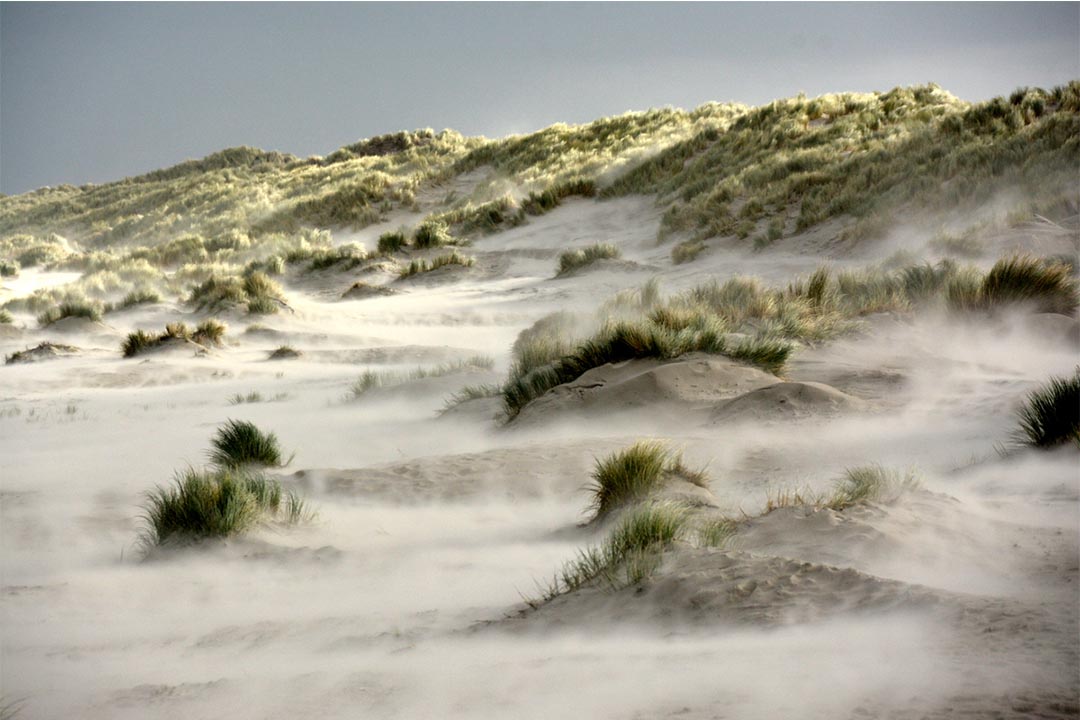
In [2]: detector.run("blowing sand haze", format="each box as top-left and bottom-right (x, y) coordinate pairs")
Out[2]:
(2, 4), (1079, 718)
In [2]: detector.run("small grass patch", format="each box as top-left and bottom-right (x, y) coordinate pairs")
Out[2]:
(557, 243), (621, 276)
(208, 419), (287, 469)
(441, 383), (503, 412)
(268, 344), (302, 360)
(1015, 370), (1080, 448)
(398, 252), (475, 279)
(588, 441), (685, 518)
(37, 300), (102, 327)
(671, 239), (705, 264)
(377, 230), (408, 254)
(413, 220), (455, 249)
(825, 465), (921, 510)
(141, 466), (308, 548)
(121, 320), (226, 357)
(0, 309), (12, 324)
(541, 503), (688, 600)
(349, 356), (495, 399)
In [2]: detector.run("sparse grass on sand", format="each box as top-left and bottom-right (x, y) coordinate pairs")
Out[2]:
(946, 254), (1078, 315)
(0, 309), (12, 324)
(398, 252), (475, 279)
(1015, 370), (1080, 448)
(556, 243), (621, 276)
(141, 466), (308, 548)
(441, 383), (503, 412)
(349, 356), (495, 399)
(542, 503), (689, 600)
(268, 344), (302, 360)
(37, 300), (102, 327)
(121, 320), (226, 357)
(377, 230), (408, 254)
(764, 464), (921, 513)
(588, 441), (706, 518)
(187, 271), (286, 315)
(413, 220), (455, 249)
(209, 419), (287, 469)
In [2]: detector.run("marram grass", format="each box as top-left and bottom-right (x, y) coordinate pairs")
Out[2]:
(141, 466), (308, 548)
(209, 419), (287, 469)
(1015, 370), (1080, 448)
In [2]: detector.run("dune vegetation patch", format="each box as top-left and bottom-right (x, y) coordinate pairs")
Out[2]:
(140, 466), (308, 549)
(187, 270), (287, 315)
(538, 502), (691, 602)
(764, 465), (922, 514)
(1015, 369), (1080, 449)
(588, 441), (707, 518)
(0, 309), (13, 324)
(121, 320), (226, 358)
(5, 341), (80, 365)
(556, 243), (621, 276)
(376, 230), (408, 254)
(949, 254), (1078, 316)
(209, 419), (289, 469)
(268, 344), (302, 360)
(397, 251), (475, 279)
(228, 390), (290, 405)
(349, 356), (495, 400)
(36, 299), (102, 327)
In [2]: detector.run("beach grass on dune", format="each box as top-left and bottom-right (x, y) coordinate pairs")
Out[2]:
(556, 243), (621, 276)
(543, 502), (689, 600)
(209, 419), (286, 469)
(1015, 370), (1080, 448)
(141, 466), (308, 547)
(588, 441), (705, 517)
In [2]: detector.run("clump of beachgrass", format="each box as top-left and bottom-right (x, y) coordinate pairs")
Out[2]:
(268, 344), (302, 360)
(377, 230), (408, 254)
(140, 466), (308, 548)
(0, 309), (12, 324)
(588, 441), (705, 518)
(541, 503), (688, 600)
(671, 239), (705, 264)
(121, 319), (226, 357)
(208, 419), (287, 469)
(37, 300), (102, 327)
(556, 243), (621, 276)
(825, 465), (921, 510)
(413, 220), (455, 249)
(947, 254), (1078, 315)
(398, 252), (475, 279)
(1015, 370), (1080, 448)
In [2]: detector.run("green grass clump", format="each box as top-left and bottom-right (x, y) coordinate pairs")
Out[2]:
(0, 259), (19, 277)
(398, 251), (475, 279)
(141, 466), (307, 547)
(544, 503), (688, 599)
(697, 517), (737, 548)
(977, 254), (1078, 315)
(441, 383), (503, 412)
(725, 336), (792, 375)
(1015, 370), (1080, 448)
(825, 465), (921, 510)
(37, 300), (102, 327)
(116, 289), (162, 309)
(0, 309), (12, 324)
(413, 220), (454, 249)
(556, 243), (621, 276)
(377, 231), (408, 254)
(306, 244), (367, 272)
(187, 272), (284, 315)
(209, 419), (287, 469)
(121, 320), (226, 357)
(587, 441), (693, 517)
(268, 344), (302, 360)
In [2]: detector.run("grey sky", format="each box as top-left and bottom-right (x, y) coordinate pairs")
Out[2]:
(1, 2), (1077, 195)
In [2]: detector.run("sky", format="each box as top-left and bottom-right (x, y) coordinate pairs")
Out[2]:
(1, 2), (1077, 195)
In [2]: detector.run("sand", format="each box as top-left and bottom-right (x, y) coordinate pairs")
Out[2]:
(1, 194), (1078, 719)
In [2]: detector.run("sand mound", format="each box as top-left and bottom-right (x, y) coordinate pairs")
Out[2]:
(711, 381), (866, 423)
(43, 316), (109, 334)
(514, 354), (780, 425)
(5, 341), (80, 364)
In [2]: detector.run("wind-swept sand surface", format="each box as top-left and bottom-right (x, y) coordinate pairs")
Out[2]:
(2, 186), (1078, 720)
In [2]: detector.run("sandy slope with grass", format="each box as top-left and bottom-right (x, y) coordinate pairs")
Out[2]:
(2, 185), (1079, 720)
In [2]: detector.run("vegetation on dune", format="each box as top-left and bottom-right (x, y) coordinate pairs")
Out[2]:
(556, 242), (621, 276)
(268, 344), (302, 360)
(37, 299), (102, 327)
(1015, 370), (1080, 448)
(187, 270), (286, 315)
(141, 466), (307, 548)
(765, 465), (921, 513)
(588, 441), (706, 518)
(121, 319), (226, 357)
(398, 251), (475, 279)
(209, 419), (287, 469)
(540, 503), (690, 600)
(0, 309), (12, 324)
(349, 356), (495, 399)
(377, 230), (408, 254)
(606, 83), (1079, 247)
(671, 239), (706, 264)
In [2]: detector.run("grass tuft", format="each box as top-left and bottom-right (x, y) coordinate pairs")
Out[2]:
(141, 466), (308, 547)
(557, 243), (621, 276)
(588, 441), (683, 517)
(1015, 370), (1080, 448)
(208, 419), (286, 469)
(398, 251), (475, 279)
(37, 300), (102, 327)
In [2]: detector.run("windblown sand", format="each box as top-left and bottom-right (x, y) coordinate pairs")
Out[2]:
(1, 196), (1077, 719)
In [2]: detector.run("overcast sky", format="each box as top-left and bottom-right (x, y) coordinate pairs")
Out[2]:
(1, 2), (1077, 195)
